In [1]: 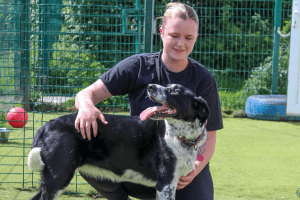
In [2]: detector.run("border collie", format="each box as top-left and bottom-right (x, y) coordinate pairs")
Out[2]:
(28, 84), (209, 200)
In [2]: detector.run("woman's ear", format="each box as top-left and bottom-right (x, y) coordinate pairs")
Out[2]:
(159, 27), (163, 37)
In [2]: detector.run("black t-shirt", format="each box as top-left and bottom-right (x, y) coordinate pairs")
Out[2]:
(100, 51), (223, 131)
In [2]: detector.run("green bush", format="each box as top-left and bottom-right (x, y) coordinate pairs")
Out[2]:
(49, 42), (105, 95)
(242, 54), (289, 96)
(220, 45), (289, 111)
(242, 20), (290, 96)
(219, 90), (246, 110)
(0, 112), (10, 129)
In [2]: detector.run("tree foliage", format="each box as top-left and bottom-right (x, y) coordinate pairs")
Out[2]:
(27, 0), (292, 97)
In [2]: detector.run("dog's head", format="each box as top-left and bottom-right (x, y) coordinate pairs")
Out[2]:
(140, 84), (209, 126)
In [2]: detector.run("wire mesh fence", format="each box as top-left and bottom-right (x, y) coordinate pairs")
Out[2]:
(0, 0), (293, 196)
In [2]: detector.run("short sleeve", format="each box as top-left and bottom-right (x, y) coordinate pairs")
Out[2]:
(197, 76), (223, 131)
(99, 55), (140, 96)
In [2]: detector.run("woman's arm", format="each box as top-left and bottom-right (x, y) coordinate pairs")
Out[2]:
(75, 79), (113, 140)
(176, 130), (216, 190)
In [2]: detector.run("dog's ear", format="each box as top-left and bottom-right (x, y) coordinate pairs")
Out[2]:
(194, 96), (210, 125)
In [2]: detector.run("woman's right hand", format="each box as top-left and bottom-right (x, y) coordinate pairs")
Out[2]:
(74, 79), (112, 140)
(75, 105), (108, 140)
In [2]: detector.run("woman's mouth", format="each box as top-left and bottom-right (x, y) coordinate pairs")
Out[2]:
(174, 49), (184, 53)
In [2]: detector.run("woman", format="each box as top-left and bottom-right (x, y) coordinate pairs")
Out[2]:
(75, 3), (223, 200)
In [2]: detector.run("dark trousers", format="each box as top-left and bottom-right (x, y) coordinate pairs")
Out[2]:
(80, 163), (213, 200)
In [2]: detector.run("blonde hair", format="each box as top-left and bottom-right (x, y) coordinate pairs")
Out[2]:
(160, 2), (199, 30)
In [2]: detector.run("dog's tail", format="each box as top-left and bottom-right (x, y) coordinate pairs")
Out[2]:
(28, 147), (45, 172)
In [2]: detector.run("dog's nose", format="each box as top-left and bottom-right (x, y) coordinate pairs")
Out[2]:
(148, 84), (156, 92)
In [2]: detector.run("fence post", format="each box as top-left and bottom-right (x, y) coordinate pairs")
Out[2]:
(21, 0), (31, 111)
(272, 0), (282, 95)
(37, 0), (63, 93)
(144, 0), (154, 53)
(135, 0), (141, 53)
(13, 0), (31, 110)
(13, 0), (21, 104)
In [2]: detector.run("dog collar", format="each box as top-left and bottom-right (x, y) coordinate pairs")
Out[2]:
(177, 121), (207, 149)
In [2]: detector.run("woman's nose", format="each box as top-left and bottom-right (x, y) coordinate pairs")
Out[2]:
(177, 38), (183, 46)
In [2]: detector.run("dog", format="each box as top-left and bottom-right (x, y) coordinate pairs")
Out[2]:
(27, 84), (209, 200)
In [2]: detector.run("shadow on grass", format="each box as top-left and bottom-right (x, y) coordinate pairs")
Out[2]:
(287, 121), (300, 126)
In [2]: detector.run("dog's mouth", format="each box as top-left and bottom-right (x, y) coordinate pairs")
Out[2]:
(140, 96), (177, 121)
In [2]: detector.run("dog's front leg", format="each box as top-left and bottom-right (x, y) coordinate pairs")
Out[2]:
(156, 183), (177, 200)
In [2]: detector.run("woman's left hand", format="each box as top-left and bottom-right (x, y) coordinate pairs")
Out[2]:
(176, 160), (202, 190)
(176, 169), (197, 190)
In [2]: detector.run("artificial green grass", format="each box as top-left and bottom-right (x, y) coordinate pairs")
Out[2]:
(1, 116), (299, 199)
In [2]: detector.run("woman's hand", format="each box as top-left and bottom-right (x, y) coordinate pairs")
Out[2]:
(176, 160), (201, 190)
(74, 79), (112, 140)
(75, 106), (108, 140)
(176, 168), (197, 190)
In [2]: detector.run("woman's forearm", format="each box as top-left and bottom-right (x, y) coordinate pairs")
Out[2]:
(75, 79), (112, 110)
(195, 130), (216, 174)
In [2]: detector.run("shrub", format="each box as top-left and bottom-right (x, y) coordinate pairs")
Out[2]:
(242, 20), (290, 96)
(219, 90), (247, 110)
(242, 53), (289, 96)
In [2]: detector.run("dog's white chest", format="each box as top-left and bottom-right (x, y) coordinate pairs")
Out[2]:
(164, 119), (205, 177)
(78, 165), (156, 187)
(163, 137), (197, 181)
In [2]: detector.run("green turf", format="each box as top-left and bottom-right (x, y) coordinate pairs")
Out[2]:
(1, 116), (299, 199)
(210, 118), (300, 199)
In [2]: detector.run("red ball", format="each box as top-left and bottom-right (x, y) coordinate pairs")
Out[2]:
(7, 107), (28, 128)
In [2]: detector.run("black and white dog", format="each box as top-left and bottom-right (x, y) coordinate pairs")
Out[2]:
(28, 84), (209, 200)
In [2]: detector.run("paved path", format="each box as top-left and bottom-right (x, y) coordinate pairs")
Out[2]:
(38, 96), (74, 104)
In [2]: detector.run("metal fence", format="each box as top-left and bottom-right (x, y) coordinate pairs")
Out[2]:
(0, 0), (293, 196)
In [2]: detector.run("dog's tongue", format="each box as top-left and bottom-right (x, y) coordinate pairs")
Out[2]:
(140, 106), (169, 121)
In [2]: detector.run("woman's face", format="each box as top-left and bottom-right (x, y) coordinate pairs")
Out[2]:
(160, 17), (198, 64)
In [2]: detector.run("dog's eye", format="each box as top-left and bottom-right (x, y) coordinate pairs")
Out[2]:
(171, 89), (180, 95)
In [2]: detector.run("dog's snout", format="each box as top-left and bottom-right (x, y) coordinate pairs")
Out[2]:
(148, 84), (156, 92)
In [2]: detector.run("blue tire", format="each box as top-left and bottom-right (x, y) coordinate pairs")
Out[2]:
(245, 95), (300, 121)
